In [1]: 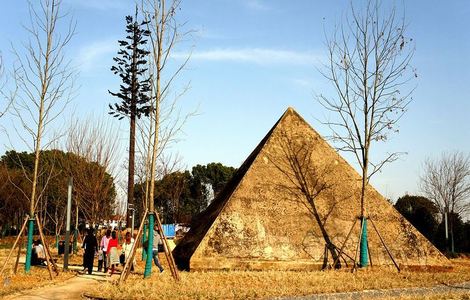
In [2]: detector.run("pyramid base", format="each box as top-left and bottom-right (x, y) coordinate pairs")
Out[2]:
(187, 257), (450, 271)
(190, 257), (326, 271)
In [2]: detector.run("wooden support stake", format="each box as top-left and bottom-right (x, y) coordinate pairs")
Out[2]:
(119, 210), (148, 283)
(14, 229), (25, 274)
(331, 243), (354, 262)
(331, 244), (351, 267)
(154, 212), (179, 281)
(124, 212), (147, 281)
(367, 237), (373, 268)
(0, 217), (28, 276)
(35, 216), (54, 280)
(369, 218), (400, 272)
(351, 218), (364, 273)
(332, 217), (358, 269)
(36, 216), (59, 275)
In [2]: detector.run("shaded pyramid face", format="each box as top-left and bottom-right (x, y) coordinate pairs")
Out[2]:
(173, 108), (448, 271)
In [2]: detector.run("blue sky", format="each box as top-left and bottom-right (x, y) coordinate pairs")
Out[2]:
(0, 0), (469, 201)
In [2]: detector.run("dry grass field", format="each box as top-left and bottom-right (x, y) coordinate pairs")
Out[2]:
(85, 258), (470, 300)
(2, 236), (470, 299)
(0, 236), (80, 297)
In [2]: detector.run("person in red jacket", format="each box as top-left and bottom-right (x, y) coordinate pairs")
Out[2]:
(107, 231), (120, 276)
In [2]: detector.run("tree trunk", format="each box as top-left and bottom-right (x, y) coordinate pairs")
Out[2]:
(127, 10), (139, 228)
(359, 153), (369, 268)
(128, 112), (136, 228)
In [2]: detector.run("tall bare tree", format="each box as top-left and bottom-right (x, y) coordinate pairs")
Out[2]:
(10, 0), (75, 272)
(318, 0), (415, 267)
(0, 53), (15, 122)
(420, 152), (470, 253)
(141, 0), (192, 279)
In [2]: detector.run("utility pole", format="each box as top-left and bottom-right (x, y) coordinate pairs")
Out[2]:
(129, 203), (135, 235)
(64, 177), (73, 270)
(444, 207), (449, 252)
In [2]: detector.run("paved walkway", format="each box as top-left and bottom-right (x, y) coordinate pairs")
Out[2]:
(3, 268), (109, 300)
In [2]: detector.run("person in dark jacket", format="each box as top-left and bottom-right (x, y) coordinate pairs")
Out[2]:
(82, 228), (98, 274)
(152, 225), (164, 273)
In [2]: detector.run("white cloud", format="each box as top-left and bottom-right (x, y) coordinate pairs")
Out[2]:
(76, 39), (117, 72)
(291, 78), (313, 88)
(244, 0), (271, 11)
(193, 26), (227, 40)
(173, 48), (322, 66)
(64, 0), (128, 11)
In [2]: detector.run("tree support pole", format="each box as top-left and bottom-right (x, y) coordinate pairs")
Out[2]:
(36, 216), (59, 275)
(369, 218), (400, 272)
(120, 210), (148, 283)
(154, 210), (179, 281)
(14, 231), (24, 274)
(352, 217), (364, 273)
(367, 238), (373, 267)
(332, 218), (358, 268)
(35, 216), (54, 280)
(0, 217), (28, 276)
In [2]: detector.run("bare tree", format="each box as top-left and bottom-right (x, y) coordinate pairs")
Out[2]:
(317, 0), (415, 267)
(0, 53), (16, 122)
(420, 152), (470, 253)
(10, 0), (76, 272)
(140, 0), (193, 279)
(0, 54), (9, 118)
(64, 117), (120, 225)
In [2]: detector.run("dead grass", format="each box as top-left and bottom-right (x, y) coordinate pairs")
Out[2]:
(85, 259), (470, 300)
(0, 264), (74, 297)
(0, 242), (76, 297)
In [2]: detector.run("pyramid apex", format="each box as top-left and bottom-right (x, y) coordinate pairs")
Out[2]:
(286, 106), (296, 113)
(281, 106), (299, 119)
(280, 106), (305, 123)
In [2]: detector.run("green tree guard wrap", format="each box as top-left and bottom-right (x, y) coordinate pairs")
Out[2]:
(142, 223), (147, 261)
(55, 234), (59, 249)
(25, 218), (35, 273)
(144, 214), (154, 278)
(360, 217), (369, 267)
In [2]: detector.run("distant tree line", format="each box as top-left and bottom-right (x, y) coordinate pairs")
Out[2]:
(134, 162), (237, 224)
(0, 150), (116, 237)
(395, 195), (470, 254)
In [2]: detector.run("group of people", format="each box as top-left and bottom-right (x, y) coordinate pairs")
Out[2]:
(81, 224), (164, 276)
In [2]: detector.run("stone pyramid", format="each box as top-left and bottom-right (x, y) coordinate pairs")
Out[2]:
(173, 107), (448, 271)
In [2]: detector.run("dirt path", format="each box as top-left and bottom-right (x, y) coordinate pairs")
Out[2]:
(275, 281), (470, 299)
(3, 272), (108, 300)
